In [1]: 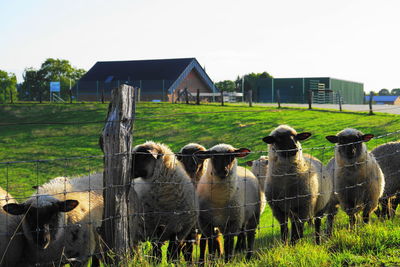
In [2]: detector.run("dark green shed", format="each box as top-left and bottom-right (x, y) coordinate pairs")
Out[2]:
(255, 77), (364, 104)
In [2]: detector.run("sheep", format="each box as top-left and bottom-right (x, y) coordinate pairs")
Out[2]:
(326, 128), (385, 228)
(370, 141), (400, 219)
(3, 175), (104, 267)
(246, 156), (268, 214)
(195, 144), (261, 262)
(132, 141), (199, 263)
(0, 187), (24, 267)
(175, 143), (223, 262)
(263, 125), (335, 244)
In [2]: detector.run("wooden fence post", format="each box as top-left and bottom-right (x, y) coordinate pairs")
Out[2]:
(249, 90), (253, 107)
(10, 90), (13, 104)
(369, 91), (374, 115)
(221, 90), (224, 106)
(277, 89), (281, 108)
(196, 89), (200, 105)
(185, 88), (189, 104)
(69, 88), (73, 104)
(99, 84), (135, 264)
(338, 92), (342, 112)
(308, 90), (312, 109)
(101, 87), (105, 104)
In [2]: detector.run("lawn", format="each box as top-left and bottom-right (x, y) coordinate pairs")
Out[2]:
(1, 102), (400, 266)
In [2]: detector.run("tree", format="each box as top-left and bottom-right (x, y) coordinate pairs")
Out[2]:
(0, 70), (18, 103)
(215, 80), (236, 92)
(21, 58), (86, 101)
(391, 88), (400, 96)
(234, 72), (273, 98)
(378, 88), (390, 96)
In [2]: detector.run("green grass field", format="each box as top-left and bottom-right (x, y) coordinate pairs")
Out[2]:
(1, 102), (400, 266)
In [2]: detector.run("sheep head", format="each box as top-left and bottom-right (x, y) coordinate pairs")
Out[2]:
(262, 125), (311, 159)
(3, 196), (79, 249)
(176, 143), (207, 180)
(326, 128), (373, 161)
(195, 144), (250, 179)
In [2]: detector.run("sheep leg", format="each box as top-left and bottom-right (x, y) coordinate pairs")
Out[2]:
(245, 227), (256, 261)
(348, 214), (356, 229)
(167, 237), (180, 262)
(199, 233), (209, 264)
(214, 229), (223, 256)
(290, 218), (304, 245)
(362, 202), (376, 224)
(314, 216), (321, 245)
(326, 203), (338, 237)
(380, 198), (390, 219)
(182, 230), (196, 263)
(235, 229), (246, 253)
(273, 208), (288, 243)
(224, 232), (235, 262)
(151, 241), (163, 264)
(391, 195), (400, 218)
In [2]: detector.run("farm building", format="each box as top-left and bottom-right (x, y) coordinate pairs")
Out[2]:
(364, 95), (400, 105)
(75, 58), (218, 101)
(255, 77), (364, 104)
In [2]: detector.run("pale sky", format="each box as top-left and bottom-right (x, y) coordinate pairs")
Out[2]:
(1, 0), (399, 92)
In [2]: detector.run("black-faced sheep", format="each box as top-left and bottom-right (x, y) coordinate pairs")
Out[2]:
(263, 125), (335, 244)
(326, 128), (384, 228)
(3, 175), (103, 267)
(370, 142), (400, 219)
(175, 143), (223, 262)
(132, 141), (198, 263)
(195, 144), (261, 262)
(0, 187), (24, 267)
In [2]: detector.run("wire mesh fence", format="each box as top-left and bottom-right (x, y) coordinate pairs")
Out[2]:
(0, 103), (400, 266)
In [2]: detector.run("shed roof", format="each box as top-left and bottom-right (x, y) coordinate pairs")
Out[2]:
(365, 95), (399, 102)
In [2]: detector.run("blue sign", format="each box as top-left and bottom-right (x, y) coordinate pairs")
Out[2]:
(50, 82), (61, 92)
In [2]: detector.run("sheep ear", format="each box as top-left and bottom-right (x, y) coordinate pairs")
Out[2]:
(362, 134), (374, 142)
(3, 203), (28, 215)
(234, 148), (251, 158)
(176, 153), (183, 161)
(262, 136), (275, 144)
(57, 200), (79, 212)
(148, 149), (161, 159)
(194, 150), (213, 159)
(246, 161), (253, 167)
(326, 135), (338, 143)
(296, 132), (312, 141)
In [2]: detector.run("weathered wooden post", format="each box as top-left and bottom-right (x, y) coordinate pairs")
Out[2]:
(185, 88), (189, 104)
(99, 84), (135, 264)
(101, 87), (105, 104)
(308, 90), (312, 109)
(196, 89), (200, 105)
(249, 90), (253, 107)
(369, 91), (374, 115)
(10, 90), (13, 104)
(221, 90), (224, 106)
(338, 92), (342, 112)
(277, 89), (281, 108)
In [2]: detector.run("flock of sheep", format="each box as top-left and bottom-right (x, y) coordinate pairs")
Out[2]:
(1, 125), (399, 266)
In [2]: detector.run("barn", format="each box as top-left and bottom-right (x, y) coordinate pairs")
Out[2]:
(75, 58), (218, 101)
(255, 77), (364, 104)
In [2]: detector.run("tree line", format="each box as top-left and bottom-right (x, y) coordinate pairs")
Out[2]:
(0, 58), (85, 103)
(377, 88), (400, 96)
(215, 72), (273, 93)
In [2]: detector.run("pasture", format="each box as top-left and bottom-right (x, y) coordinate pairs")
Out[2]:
(1, 102), (400, 266)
